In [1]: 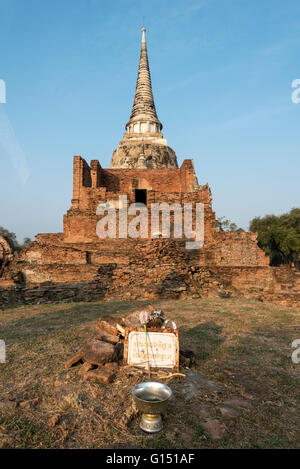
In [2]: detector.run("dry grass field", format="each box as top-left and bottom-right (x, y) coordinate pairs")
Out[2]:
(0, 298), (299, 449)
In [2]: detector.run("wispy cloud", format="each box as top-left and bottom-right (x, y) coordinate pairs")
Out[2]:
(0, 106), (30, 184)
(257, 32), (300, 58)
(204, 103), (290, 132)
(164, 64), (234, 92)
(167, 0), (214, 19)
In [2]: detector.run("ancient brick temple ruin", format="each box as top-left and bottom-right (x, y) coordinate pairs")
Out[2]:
(1, 28), (299, 306)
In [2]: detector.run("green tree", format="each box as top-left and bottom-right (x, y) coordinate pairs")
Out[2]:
(22, 237), (32, 248)
(0, 226), (18, 249)
(249, 208), (300, 266)
(216, 217), (244, 232)
(0, 228), (32, 252)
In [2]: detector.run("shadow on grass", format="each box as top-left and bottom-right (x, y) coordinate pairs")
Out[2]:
(1, 300), (161, 342)
(181, 321), (225, 361)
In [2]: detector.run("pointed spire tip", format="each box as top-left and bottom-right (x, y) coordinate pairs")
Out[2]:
(142, 27), (146, 43)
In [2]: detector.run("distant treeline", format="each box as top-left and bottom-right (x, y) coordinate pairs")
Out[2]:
(249, 208), (300, 266)
(0, 227), (32, 252)
(217, 208), (300, 266)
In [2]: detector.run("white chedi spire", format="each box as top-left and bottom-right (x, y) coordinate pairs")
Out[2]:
(125, 27), (163, 136)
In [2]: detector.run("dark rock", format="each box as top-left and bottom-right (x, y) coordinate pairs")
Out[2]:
(96, 329), (120, 344)
(80, 339), (115, 366)
(177, 371), (217, 400)
(96, 319), (118, 336)
(64, 351), (83, 369)
(83, 367), (116, 385)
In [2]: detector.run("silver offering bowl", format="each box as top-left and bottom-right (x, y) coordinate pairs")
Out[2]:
(132, 381), (173, 433)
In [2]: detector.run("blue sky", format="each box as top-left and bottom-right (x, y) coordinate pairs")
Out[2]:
(0, 0), (299, 242)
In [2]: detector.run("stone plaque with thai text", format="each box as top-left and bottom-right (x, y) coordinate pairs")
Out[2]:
(124, 328), (179, 369)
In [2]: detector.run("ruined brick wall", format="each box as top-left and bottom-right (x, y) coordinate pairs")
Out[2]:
(201, 232), (270, 267)
(64, 155), (216, 243)
(71, 156), (198, 203)
(100, 168), (182, 193)
(1, 235), (274, 290)
(2, 155), (299, 308)
(2, 235), (300, 308)
(63, 198), (215, 244)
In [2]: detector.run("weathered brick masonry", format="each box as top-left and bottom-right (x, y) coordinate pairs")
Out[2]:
(64, 157), (215, 242)
(1, 233), (300, 306)
(1, 28), (299, 307)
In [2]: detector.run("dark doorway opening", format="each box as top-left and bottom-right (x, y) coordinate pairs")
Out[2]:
(86, 252), (91, 264)
(135, 189), (147, 205)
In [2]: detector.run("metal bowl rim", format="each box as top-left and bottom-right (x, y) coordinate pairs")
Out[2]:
(132, 381), (172, 404)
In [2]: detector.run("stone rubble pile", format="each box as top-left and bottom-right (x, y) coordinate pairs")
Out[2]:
(64, 305), (193, 384)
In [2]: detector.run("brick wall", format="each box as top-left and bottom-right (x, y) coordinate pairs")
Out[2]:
(2, 235), (300, 307)
(64, 156), (216, 243)
(71, 156), (198, 196)
(2, 155), (299, 308)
